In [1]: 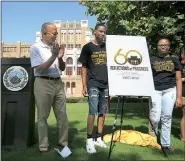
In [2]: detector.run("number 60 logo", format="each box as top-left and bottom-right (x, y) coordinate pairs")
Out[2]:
(114, 49), (142, 65)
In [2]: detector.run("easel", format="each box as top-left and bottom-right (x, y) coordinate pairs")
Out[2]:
(107, 96), (169, 160)
(105, 35), (172, 160)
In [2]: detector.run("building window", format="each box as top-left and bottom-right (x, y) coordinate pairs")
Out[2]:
(66, 57), (73, 65)
(75, 34), (78, 41)
(68, 33), (71, 42)
(66, 82), (70, 94)
(76, 23), (81, 28)
(75, 33), (81, 41)
(61, 23), (66, 28)
(64, 33), (66, 41)
(82, 20), (87, 24)
(77, 58), (81, 65)
(3, 47), (6, 52)
(78, 33), (81, 41)
(71, 34), (74, 41)
(68, 44), (70, 49)
(68, 33), (74, 42)
(69, 23), (74, 28)
(61, 33), (63, 41)
(68, 44), (73, 49)
(66, 67), (73, 75)
(77, 67), (82, 75)
(71, 82), (76, 94)
(75, 44), (81, 49)
(79, 33), (81, 41)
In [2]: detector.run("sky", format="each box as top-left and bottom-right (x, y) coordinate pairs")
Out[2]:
(2, 1), (97, 44)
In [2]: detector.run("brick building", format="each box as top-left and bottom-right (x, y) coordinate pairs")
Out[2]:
(1, 20), (94, 97)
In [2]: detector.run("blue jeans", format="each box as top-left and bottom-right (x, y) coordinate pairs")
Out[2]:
(149, 87), (176, 147)
(87, 87), (108, 115)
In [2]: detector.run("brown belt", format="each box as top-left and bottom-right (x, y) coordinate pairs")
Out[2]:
(36, 76), (60, 80)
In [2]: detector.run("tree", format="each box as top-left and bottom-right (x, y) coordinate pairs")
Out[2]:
(80, 1), (185, 55)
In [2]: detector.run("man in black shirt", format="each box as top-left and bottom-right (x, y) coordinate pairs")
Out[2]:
(79, 23), (108, 153)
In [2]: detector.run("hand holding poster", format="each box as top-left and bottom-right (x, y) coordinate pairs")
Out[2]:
(106, 35), (155, 97)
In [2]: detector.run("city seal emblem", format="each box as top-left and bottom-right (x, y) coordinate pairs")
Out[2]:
(3, 66), (28, 91)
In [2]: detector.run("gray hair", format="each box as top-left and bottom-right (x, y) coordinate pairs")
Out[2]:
(41, 22), (54, 34)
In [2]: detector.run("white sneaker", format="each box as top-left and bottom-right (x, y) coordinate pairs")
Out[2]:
(94, 137), (107, 148)
(86, 138), (96, 154)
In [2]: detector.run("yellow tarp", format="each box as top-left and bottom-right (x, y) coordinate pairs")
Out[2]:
(103, 130), (161, 150)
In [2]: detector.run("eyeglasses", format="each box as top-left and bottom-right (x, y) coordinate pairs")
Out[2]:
(158, 44), (170, 47)
(46, 32), (58, 37)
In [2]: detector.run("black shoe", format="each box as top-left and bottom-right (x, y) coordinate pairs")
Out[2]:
(162, 146), (175, 151)
(39, 150), (48, 154)
(57, 144), (65, 150)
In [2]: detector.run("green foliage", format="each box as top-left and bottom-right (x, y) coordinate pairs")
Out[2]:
(66, 96), (149, 103)
(80, 1), (185, 55)
(66, 97), (88, 103)
(110, 96), (149, 103)
(2, 103), (184, 160)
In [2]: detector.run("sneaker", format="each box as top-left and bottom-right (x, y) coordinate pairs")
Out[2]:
(94, 137), (107, 148)
(86, 138), (96, 154)
(39, 150), (48, 154)
(162, 146), (175, 151)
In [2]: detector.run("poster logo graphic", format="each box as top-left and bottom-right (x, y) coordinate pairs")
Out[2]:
(3, 66), (28, 91)
(114, 49), (142, 65)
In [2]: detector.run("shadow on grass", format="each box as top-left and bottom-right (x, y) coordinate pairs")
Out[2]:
(86, 150), (143, 161)
(146, 146), (185, 160)
(78, 124), (135, 136)
(171, 123), (181, 140)
(2, 102), (183, 161)
(35, 120), (85, 149)
(171, 107), (183, 139)
(108, 102), (182, 118)
(1, 120), (84, 161)
(109, 102), (182, 139)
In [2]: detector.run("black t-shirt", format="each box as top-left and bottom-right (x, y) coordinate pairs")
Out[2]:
(79, 42), (108, 89)
(150, 55), (181, 90)
(181, 64), (185, 96)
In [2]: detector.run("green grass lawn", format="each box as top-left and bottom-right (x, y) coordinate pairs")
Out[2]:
(2, 103), (185, 161)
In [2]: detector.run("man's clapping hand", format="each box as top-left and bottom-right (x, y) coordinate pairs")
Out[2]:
(52, 41), (59, 57)
(58, 44), (65, 59)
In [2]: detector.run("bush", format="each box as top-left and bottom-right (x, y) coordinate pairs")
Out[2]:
(66, 97), (88, 103)
(110, 96), (149, 103)
(66, 96), (149, 103)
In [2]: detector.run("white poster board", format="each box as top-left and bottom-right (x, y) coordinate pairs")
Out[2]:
(106, 35), (155, 97)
